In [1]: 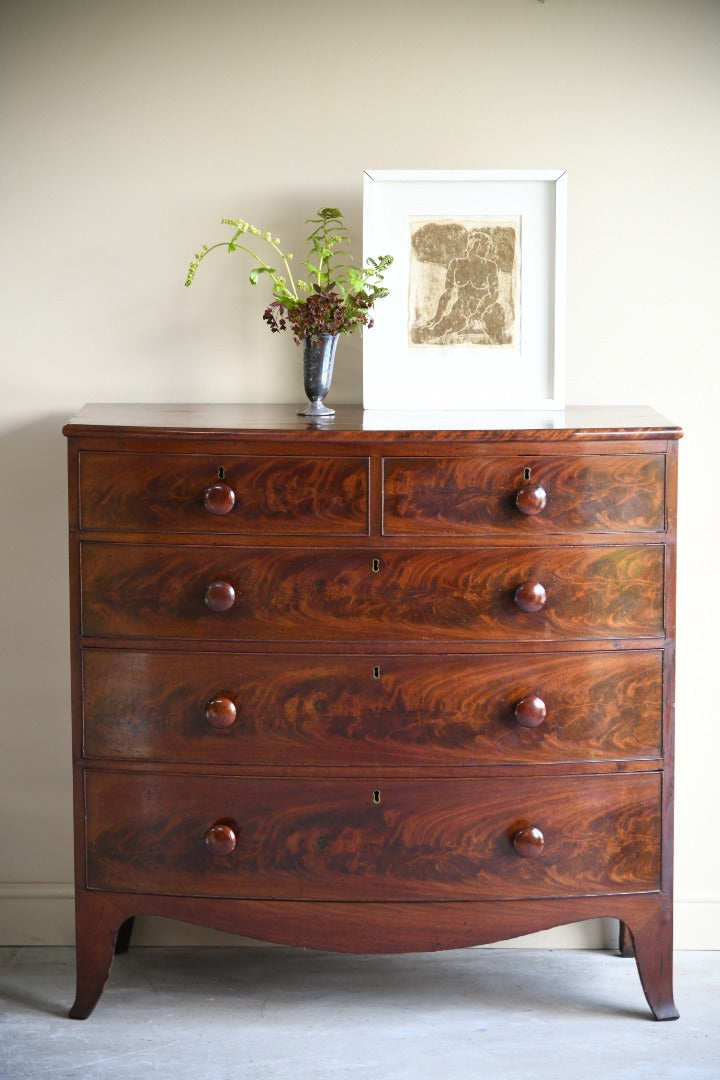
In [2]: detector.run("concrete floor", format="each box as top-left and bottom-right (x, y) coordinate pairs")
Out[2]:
(0, 947), (718, 1079)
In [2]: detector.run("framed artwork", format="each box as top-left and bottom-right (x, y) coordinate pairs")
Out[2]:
(362, 169), (566, 410)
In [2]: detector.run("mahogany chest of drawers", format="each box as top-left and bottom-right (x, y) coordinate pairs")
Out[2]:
(64, 403), (681, 1019)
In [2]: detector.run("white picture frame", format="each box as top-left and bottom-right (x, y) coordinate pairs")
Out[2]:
(362, 169), (566, 411)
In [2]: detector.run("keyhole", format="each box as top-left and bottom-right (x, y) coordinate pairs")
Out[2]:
(372, 665), (381, 680)
(372, 789), (381, 804)
(523, 466), (531, 481)
(372, 558), (380, 573)
(218, 466), (225, 480)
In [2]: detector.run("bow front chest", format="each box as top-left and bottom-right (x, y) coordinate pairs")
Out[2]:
(64, 404), (681, 1019)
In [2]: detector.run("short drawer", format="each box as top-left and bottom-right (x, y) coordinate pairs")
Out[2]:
(383, 455), (666, 536)
(85, 770), (662, 901)
(82, 649), (663, 766)
(78, 452), (369, 535)
(80, 543), (666, 642)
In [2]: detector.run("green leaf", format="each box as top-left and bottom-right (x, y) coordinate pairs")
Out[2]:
(249, 266), (275, 285)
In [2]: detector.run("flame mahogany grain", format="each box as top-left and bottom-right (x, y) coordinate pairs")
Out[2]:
(79, 543), (665, 643)
(82, 649), (663, 766)
(64, 404), (680, 1021)
(78, 452), (370, 535)
(85, 770), (661, 901)
(383, 454), (666, 535)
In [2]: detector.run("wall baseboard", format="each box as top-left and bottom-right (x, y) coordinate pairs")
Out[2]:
(0, 885), (716, 949)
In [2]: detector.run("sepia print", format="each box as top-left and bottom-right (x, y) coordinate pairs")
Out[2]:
(409, 217), (520, 348)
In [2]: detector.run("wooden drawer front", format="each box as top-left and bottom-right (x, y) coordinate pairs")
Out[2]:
(383, 455), (666, 536)
(85, 771), (661, 901)
(78, 452), (369, 535)
(80, 543), (665, 642)
(83, 649), (663, 766)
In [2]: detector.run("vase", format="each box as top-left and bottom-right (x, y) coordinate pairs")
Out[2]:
(297, 332), (339, 418)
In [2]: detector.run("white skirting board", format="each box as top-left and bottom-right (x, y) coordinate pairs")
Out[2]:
(0, 885), (716, 950)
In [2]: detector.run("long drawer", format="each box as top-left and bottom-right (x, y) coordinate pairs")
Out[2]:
(85, 770), (662, 902)
(82, 649), (663, 765)
(80, 543), (665, 642)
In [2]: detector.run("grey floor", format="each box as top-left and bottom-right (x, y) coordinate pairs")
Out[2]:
(0, 947), (718, 1080)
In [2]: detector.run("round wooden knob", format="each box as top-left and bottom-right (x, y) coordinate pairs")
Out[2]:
(514, 580), (547, 613)
(204, 580), (236, 613)
(512, 826), (545, 858)
(204, 695), (238, 729)
(202, 482), (236, 516)
(204, 821), (237, 856)
(515, 482), (547, 516)
(514, 694), (547, 728)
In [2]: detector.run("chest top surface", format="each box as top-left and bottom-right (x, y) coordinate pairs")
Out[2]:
(63, 403), (682, 443)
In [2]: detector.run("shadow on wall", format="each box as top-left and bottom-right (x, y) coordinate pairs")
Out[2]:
(0, 414), (74, 883)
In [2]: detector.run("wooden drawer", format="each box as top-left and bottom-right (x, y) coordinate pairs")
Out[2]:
(82, 649), (663, 766)
(80, 542), (665, 642)
(85, 770), (662, 901)
(383, 455), (666, 536)
(78, 452), (370, 535)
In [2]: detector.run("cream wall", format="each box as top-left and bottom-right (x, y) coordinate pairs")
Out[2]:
(1, 0), (718, 948)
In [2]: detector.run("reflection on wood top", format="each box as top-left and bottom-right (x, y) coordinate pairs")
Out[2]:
(63, 403), (682, 441)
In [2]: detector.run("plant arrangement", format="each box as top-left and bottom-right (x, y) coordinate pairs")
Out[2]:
(185, 208), (392, 344)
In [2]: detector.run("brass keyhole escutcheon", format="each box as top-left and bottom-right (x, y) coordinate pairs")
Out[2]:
(372, 789), (381, 804)
(523, 466), (531, 481)
(372, 558), (381, 573)
(372, 665), (381, 680)
(218, 465), (225, 480)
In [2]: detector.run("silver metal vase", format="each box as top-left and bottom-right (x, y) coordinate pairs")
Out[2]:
(297, 332), (339, 418)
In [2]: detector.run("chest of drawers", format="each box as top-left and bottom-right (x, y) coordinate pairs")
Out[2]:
(64, 403), (681, 1020)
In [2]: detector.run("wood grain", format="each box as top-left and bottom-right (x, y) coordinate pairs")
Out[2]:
(65, 406), (679, 1020)
(80, 543), (665, 642)
(69, 890), (676, 1020)
(383, 455), (666, 535)
(63, 402), (683, 442)
(85, 770), (661, 901)
(82, 649), (663, 765)
(78, 452), (369, 534)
